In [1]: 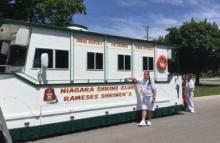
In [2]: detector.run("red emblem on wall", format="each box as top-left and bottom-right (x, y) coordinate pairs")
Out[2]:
(43, 88), (57, 103)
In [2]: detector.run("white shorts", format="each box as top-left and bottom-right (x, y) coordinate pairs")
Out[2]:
(142, 96), (155, 111)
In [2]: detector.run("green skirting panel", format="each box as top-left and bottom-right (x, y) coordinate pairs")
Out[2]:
(1, 105), (184, 143)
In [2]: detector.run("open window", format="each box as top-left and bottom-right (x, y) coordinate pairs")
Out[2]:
(0, 41), (7, 72)
(33, 48), (53, 68)
(7, 45), (27, 66)
(0, 42), (7, 66)
(55, 50), (69, 69)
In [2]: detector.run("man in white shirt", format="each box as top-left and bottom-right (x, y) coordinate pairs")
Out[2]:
(126, 71), (156, 126)
(186, 75), (195, 113)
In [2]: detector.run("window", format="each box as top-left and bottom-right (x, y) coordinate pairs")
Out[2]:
(87, 52), (95, 69)
(118, 55), (124, 70)
(87, 52), (103, 70)
(143, 57), (148, 70)
(55, 50), (69, 68)
(33, 48), (53, 68)
(125, 55), (131, 70)
(143, 56), (154, 70)
(96, 53), (103, 69)
(8, 45), (27, 66)
(149, 57), (153, 70)
(118, 55), (131, 70)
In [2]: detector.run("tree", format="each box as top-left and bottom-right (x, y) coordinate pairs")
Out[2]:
(165, 19), (220, 85)
(0, 0), (86, 27)
(153, 35), (166, 43)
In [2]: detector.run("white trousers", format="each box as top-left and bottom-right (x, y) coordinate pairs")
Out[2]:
(187, 91), (194, 112)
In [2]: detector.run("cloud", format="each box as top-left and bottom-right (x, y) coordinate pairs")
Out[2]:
(147, 13), (179, 25)
(182, 1), (220, 25)
(143, 13), (181, 39)
(149, 0), (200, 6)
(90, 2), (220, 40)
(81, 0), (220, 40)
(197, 5), (220, 19)
(117, 0), (203, 7)
(89, 15), (172, 40)
(90, 16), (146, 39)
(117, 0), (200, 7)
(118, 0), (147, 7)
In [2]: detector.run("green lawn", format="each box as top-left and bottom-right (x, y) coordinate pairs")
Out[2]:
(194, 85), (220, 97)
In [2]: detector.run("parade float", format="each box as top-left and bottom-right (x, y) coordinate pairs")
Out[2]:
(0, 19), (183, 142)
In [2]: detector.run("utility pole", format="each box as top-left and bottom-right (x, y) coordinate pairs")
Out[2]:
(144, 26), (150, 40)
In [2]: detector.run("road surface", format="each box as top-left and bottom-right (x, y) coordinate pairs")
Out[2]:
(28, 95), (220, 143)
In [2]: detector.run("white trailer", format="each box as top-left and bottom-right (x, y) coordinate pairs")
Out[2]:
(0, 19), (183, 142)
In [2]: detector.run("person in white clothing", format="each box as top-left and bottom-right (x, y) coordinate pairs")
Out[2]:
(126, 71), (156, 126)
(186, 75), (195, 113)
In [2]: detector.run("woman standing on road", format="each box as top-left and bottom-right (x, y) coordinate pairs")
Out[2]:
(186, 75), (195, 113)
(126, 71), (156, 126)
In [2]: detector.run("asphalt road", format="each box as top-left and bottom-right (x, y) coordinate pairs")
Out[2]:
(29, 95), (220, 143)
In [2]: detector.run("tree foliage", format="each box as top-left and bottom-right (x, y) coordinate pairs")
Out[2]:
(0, 0), (86, 26)
(165, 18), (220, 85)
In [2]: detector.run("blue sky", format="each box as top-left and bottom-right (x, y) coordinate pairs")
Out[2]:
(74, 0), (220, 40)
